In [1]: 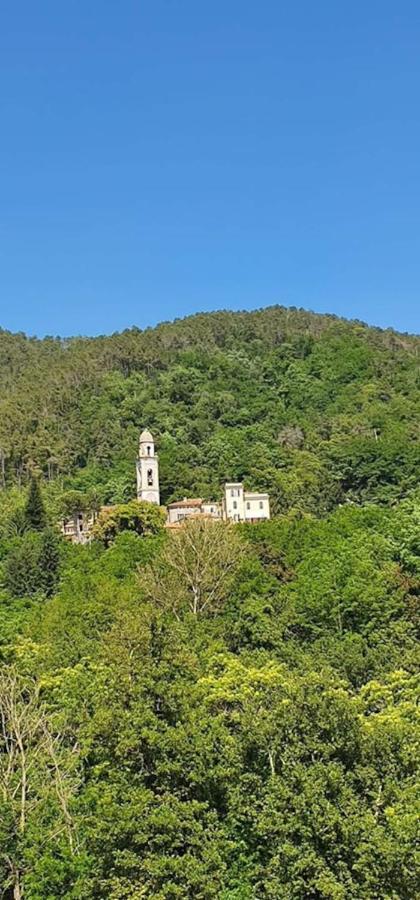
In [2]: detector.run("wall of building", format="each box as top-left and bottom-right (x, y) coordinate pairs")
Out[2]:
(167, 503), (202, 524)
(223, 483), (246, 522)
(201, 503), (222, 518)
(136, 438), (160, 505)
(243, 493), (270, 521)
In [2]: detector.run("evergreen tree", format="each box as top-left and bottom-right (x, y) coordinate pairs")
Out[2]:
(4, 533), (41, 598)
(24, 476), (47, 531)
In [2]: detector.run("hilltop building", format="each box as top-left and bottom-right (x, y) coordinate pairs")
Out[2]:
(137, 429), (269, 524)
(61, 429), (270, 541)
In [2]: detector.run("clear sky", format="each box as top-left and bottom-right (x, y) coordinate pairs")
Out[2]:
(0, 1), (419, 337)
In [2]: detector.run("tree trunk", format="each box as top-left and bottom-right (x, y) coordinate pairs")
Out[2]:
(13, 870), (22, 900)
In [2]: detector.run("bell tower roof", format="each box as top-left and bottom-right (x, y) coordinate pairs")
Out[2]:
(139, 429), (154, 443)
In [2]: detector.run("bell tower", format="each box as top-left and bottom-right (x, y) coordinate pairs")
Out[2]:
(136, 430), (160, 505)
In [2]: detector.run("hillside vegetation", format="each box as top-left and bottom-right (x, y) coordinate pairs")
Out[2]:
(0, 306), (418, 899)
(1, 305), (419, 511)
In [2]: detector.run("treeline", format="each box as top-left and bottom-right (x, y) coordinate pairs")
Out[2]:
(0, 484), (418, 897)
(0, 306), (419, 514)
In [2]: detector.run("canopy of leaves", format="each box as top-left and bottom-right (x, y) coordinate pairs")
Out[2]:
(0, 307), (418, 897)
(93, 500), (167, 546)
(0, 306), (418, 514)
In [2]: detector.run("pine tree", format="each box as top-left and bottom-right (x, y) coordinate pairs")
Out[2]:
(25, 476), (47, 531)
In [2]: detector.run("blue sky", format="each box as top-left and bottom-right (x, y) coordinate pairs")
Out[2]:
(0, 1), (419, 336)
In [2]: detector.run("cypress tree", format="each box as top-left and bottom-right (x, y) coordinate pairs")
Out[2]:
(25, 476), (47, 531)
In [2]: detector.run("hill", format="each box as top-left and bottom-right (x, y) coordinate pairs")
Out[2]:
(0, 305), (419, 514)
(0, 306), (418, 898)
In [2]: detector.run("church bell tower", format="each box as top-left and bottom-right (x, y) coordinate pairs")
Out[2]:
(136, 430), (160, 505)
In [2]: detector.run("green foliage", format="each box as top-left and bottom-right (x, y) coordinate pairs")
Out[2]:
(0, 307), (418, 512)
(4, 532), (45, 598)
(25, 476), (47, 531)
(38, 527), (61, 597)
(0, 307), (418, 897)
(0, 500), (416, 897)
(3, 528), (61, 599)
(93, 500), (167, 546)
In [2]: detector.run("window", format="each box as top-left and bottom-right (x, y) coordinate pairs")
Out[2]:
(231, 489), (235, 497)
(233, 500), (237, 509)
(246, 501), (251, 509)
(147, 445), (151, 456)
(259, 501), (264, 509)
(147, 468), (154, 486)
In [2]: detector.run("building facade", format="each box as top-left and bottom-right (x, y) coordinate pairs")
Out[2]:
(136, 429), (160, 505)
(167, 484), (270, 526)
(222, 482), (270, 523)
(167, 498), (222, 525)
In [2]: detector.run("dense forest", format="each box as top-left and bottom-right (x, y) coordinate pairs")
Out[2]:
(0, 306), (419, 899)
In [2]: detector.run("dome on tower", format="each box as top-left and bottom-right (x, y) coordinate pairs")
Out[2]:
(139, 429), (154, 443)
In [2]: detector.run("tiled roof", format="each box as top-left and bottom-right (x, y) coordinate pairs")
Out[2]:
(167, 498), (203, 509)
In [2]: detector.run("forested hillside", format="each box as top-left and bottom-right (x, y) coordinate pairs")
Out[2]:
(1, 305), (419, 512)
(0, 306), (419, 899)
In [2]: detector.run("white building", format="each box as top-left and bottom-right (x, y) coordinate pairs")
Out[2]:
(222, 482), (270, 523)
(62, 429), (270, 541)
(136, 429), (160, 505)
(138, 430), (270, 524)
(167, 498), (222, 525)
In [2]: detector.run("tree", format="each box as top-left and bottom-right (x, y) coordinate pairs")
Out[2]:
(59, 489), (88, 520)
(143, 517), (245, 617)
(93, 500), (166, 547)
(0, 667), (79, 899)
(4, 533), (42, 598)
(39, 527), (61, 597)
(3, 506), (29, 538)
(24, 477), (46, 531)
(277, 424), (304, 449)
(4, 529), (61, 599)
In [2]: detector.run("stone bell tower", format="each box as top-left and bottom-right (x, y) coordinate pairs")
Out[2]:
(136, 430), (160, 505)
